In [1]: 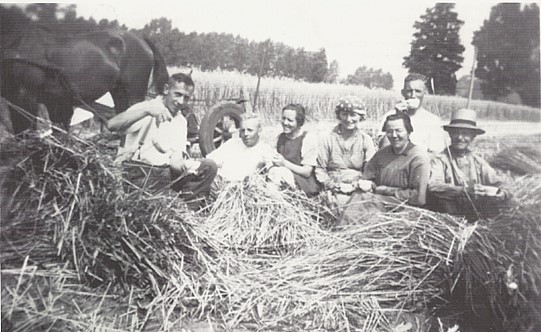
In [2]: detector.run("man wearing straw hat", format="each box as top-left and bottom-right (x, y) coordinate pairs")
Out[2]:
(427, 108), (509, 221)
(379, 73), (445, 154)
(106, 73), (218, 205)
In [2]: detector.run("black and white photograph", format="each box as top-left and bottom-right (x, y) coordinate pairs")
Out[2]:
(1, 1), (540, 331)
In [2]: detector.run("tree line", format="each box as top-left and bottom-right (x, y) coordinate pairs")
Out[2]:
(0, 4), (394, 89)
(2, 4), (539, 105)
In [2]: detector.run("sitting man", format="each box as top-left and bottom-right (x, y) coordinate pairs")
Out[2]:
(206, 113), (275, 190)
(427, 108), (509, 221)
(106, 73), (217, 205)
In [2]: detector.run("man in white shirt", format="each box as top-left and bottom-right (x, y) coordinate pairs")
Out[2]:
(207, 113), (275, 185)
(107, 73), (217, 202)
(379, 73), (446, 154)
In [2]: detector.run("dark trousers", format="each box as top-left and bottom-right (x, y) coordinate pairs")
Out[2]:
(123, 159), (217, 202)
(170, 159), (218, 201)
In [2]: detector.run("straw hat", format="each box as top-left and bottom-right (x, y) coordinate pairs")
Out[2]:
(443, 108), (485, 135)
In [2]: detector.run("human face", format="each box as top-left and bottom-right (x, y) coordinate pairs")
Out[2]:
(163, 81), (194, 116)
(240, 118), (261, 148)
(401, 80), (426, 112)
(281, 109), (300, 136)
(338, 110), (361, 132)
(385, 119), (410, 151)
(448, 128), (477, 153)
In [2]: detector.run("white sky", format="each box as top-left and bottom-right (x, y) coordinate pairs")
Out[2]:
(9, 1), (508, 91)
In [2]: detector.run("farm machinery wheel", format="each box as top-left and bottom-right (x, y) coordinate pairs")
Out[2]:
(199, 101), (245, 157)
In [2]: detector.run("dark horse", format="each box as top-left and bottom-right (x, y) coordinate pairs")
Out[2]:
(1, 24), (169, 133)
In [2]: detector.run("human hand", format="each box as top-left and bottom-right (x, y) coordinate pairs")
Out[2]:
(147, 108), (172, 126)
(374, 185), (397, 196)
(355, 179), (374, 192)
(404, 98), (420, 110)
(272, 153), (285, 167)
(395, 100), (408, 112)
(474, 184), (502, 197)
(335, 183), (355, 194)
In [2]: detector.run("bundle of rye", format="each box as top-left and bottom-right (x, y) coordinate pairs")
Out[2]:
(449, 175), (541, 331)
(490, 145), (541, 175)
(0, 133), (217, 330)
(201, 175), (333, 254)
(199, 206), (475, 331)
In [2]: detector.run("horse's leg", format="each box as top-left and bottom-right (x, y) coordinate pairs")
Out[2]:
(8, 88), (39, 134)
(110, 85), (129, 114)
(42, 96), (74, 131)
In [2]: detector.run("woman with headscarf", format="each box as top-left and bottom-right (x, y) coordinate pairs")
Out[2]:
(338, 112), (431, 225)
(315, 96), (376, 207)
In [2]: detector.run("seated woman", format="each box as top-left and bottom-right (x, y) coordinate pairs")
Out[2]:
(427, 108), (509, 221)
(267, 104), (320, 196)
(315, 97), (376, 207)
(338, 112), (431, 225)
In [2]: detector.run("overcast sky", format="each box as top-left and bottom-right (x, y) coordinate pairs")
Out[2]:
(14, 1), (506, 91)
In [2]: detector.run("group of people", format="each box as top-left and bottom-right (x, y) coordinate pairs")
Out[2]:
(106, 72), (509, 221)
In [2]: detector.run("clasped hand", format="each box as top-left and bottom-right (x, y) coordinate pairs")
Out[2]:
(333, 179), (374, 194)
(148, 108), (172, 126)
(471, 184), (505, 198)
(272, 153), (286, 167)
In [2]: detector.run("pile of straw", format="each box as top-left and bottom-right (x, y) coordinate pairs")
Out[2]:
(202, 175), (332, 253)
(2, 133), (540, 331)
(201, 208), (473, 331)
(490, 146), (541, 175)
(0, 134), (216, 330)
(450, 175), (541, 331)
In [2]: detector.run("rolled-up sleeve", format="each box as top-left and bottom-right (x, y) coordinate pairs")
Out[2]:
(315, 136), (333, 188)
(428, 155), (463, 198)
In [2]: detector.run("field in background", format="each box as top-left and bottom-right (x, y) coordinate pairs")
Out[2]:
(180, 68), (541, 124)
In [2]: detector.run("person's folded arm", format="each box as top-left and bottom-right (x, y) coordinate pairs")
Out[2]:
(427, 155), (464, 199)
(315, 136), (334, 189)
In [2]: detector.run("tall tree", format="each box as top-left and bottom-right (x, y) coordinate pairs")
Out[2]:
(473, 3), (540, 107)
(403, 3), (465, 95)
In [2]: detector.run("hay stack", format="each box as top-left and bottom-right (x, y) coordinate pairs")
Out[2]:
(451, 175), (541, 331)
(0, 134), (216, 330)
(202, 208), (472, 331)
(3, 133), (540, 331)
(202, 175), (332, 253)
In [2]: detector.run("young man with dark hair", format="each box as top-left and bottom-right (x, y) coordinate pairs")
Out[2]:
(107, 73), (217, 205)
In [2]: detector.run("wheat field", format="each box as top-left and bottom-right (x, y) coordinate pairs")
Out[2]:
(179, 67), (540, 124)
